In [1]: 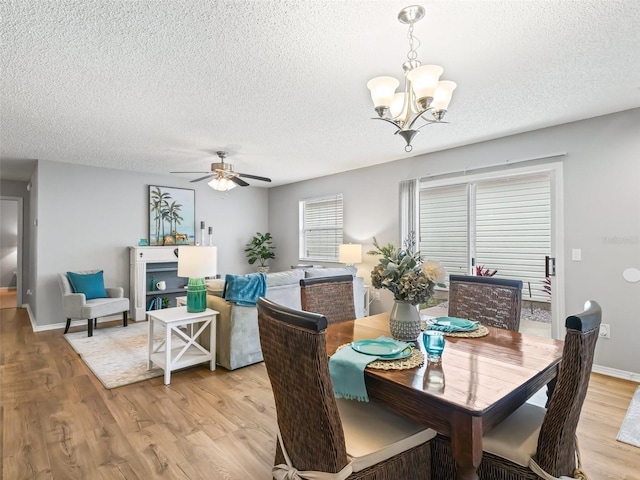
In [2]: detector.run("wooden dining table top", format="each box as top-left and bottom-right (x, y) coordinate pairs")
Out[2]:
(325, 312), (565, 480)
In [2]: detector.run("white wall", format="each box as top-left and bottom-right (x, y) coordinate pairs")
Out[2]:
(34, 159), (268, 326)
(268, 108), (640, 374)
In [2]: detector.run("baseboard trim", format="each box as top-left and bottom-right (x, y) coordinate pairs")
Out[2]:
(592, 364), (640, 382)
(30, 314), (128, 333)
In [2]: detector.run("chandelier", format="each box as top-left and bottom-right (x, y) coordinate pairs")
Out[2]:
(366, 5), (456, 152)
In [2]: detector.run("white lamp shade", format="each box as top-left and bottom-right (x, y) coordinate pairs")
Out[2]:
(431, 80), (457, 110)
(367, 76), (400, 108)
(178, 246), (217, 278)
(339, 244), (363, 264)
(208, 177), (237, 191)
(407, 65), (444, 100)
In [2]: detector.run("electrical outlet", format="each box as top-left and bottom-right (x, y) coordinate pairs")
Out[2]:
(599, 323), (611, 339)
(372, 290), (380, 301)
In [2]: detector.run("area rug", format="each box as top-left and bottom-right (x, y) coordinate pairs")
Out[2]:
(617, 385), (640, 448)
(64, 321), (164, 389)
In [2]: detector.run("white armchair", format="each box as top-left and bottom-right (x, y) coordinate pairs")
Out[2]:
(58, 270), (129, 337)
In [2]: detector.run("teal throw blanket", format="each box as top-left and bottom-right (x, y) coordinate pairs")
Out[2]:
(223, 273), (267, 306)
(329, 336), (410, 402)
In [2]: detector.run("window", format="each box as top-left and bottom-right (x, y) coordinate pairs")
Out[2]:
(419, 173), (551, 301)
(299, 194), (343, 262)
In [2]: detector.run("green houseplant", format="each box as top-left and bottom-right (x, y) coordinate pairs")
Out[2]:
(245, 232), (276, 271)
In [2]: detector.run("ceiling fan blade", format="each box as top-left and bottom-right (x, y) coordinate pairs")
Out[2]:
(190, 174), (215, 183)
(237, 173), (272, 182)
(230, 176), (250, 187)
(170, 171), (210, 174)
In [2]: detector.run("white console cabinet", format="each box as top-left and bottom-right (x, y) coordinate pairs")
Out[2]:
(129, 246), (187, 321)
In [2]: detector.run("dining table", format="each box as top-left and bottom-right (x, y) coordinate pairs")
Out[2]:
(325, 312), (565, 480)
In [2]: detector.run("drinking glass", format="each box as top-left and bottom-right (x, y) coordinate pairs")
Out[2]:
(422, 331), (445, 362)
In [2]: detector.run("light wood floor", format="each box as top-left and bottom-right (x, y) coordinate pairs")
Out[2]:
(0, 289), (17, 309)
(1, 307), (639, 480)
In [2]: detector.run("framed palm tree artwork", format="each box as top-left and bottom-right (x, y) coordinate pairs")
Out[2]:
(148, 185), (195, 246)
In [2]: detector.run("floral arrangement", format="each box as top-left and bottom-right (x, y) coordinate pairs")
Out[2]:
(368, 236), (446, 305)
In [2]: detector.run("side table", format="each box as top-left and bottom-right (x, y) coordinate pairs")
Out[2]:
(147, 306), (218, 385)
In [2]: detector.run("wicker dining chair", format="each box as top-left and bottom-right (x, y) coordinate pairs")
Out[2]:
(257, 297), (435, 480)
(431, 300), (602, 480)
(300, 274), (356, 324)
(448, 274), (523, 331)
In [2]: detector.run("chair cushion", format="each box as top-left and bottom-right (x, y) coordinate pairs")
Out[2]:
(336, 398), (436, 472)
(80, 297), (129, 319)
(482, 402), (546, 467)
(67, 271), (108, 300)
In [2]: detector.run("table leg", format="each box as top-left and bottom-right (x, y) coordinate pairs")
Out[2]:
(147, 316), (154, 370)
(164, 325), (172, 385)
(450, 412), (483, 480)
(209, 316), (216, 371)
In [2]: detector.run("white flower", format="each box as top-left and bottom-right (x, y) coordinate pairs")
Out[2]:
(422, 260), (446, 283)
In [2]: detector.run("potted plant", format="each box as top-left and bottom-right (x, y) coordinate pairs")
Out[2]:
(245, 232), (276, 272)
(368, 235), (446, 341)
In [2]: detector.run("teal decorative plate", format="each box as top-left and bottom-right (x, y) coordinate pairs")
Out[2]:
(351, 339), (405, 356)
(431, 317), (479, 331)
(378, 346), (412, 360)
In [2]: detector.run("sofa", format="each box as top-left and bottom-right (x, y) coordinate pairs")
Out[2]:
(206, 267), (365, 370)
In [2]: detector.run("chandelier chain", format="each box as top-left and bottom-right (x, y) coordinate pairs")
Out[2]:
(406, 21), (421, 61)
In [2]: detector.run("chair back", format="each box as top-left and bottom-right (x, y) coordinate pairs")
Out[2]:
(58, 273), (73, 295)
(257, 297), (349, 473)
(448, 274), (523, 331)
(535, 300), (601, 477)
(300, 275), (355, 324)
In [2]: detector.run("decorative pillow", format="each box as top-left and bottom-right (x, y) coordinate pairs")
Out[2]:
(266, 269), (305, 287)
(67, 270), (108, 300)
(304, 267), (356, 278)
(206, 279), (225, 297)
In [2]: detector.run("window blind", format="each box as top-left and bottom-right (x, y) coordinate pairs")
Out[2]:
(419, 184), (469, 276)
(299, 194), (343, 262)
(475, 174), (550, 302)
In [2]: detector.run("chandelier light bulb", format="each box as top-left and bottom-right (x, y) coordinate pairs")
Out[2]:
(431, 80), (457, 112)
(407, 64), (444, 110)
(367, 76), (400, 111)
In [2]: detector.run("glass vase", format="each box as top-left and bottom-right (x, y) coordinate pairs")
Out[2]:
(389, 300), (421, 341)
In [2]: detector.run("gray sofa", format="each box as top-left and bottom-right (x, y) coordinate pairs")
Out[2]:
(206, 267), (365, 370)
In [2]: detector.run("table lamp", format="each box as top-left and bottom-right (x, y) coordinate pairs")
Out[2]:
(177, 246), (217, 312)
(339, 244), (362, 267)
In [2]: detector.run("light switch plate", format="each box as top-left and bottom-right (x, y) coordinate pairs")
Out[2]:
(572, 249), (581, 261)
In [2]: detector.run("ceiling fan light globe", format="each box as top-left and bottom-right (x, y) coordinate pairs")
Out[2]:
(208, 177), (237, 191)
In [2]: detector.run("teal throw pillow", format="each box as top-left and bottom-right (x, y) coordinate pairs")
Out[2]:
(67, 271), (108, 300)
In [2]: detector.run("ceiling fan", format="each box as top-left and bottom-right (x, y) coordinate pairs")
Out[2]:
(170, 151), (271, 190)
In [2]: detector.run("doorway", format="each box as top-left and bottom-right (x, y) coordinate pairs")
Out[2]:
(418, 162), (564, 339)
(0, 196), (23, 308)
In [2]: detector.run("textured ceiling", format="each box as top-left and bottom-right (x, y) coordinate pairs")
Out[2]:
(1, 0), (639, 185)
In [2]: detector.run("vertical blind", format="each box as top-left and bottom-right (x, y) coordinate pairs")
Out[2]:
(299, 194), (343, 262)
(419, 173), (551, 302)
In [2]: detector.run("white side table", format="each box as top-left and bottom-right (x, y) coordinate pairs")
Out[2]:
(147, 306), (218, 385)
